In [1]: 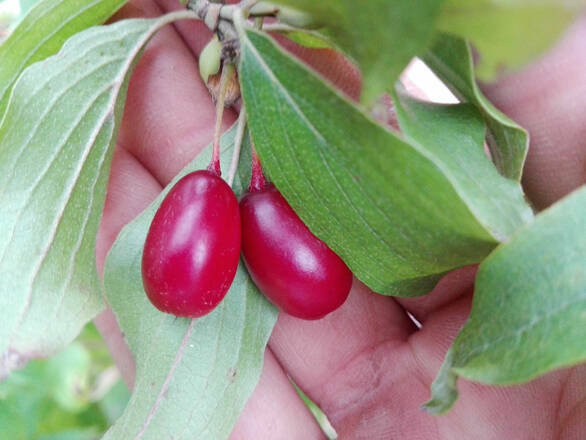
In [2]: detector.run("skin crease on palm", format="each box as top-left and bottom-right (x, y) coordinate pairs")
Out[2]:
(93, 0), (586, 438)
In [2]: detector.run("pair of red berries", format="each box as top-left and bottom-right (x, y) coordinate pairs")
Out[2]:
(141, 169), (352, 320)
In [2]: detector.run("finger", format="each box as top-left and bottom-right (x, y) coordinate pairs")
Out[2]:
(231, 351), (326, 440)
(408, 295), (472, 380)
(319, 292), (577, 439)
(95, 0), (229, 390)
(482, 14), (586, 210)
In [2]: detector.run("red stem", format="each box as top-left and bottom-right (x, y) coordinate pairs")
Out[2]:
(248, 144), (267, 192)
(207, 63), (235, 176)
(208, 141), (221, 176)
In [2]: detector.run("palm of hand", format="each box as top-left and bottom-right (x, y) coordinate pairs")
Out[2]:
(95, 1), (586, 438)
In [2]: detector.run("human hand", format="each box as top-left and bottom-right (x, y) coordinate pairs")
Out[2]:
(95, 1), (586, 438)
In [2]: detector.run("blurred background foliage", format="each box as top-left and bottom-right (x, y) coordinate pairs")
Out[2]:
(0, 324), (130, 440)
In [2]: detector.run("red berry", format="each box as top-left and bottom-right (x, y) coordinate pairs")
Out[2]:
(240, 184), (352, 320)
(142, 170), (241, 317)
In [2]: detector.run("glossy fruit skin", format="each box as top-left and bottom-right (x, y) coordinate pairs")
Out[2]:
(240, 184), (352, 320)
(142, 170), (241, 318)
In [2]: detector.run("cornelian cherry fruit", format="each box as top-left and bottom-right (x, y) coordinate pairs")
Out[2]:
(240, 184), (352, 320)
(142, 170), (241, 318)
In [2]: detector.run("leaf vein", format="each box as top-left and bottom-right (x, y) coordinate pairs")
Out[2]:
(134, 319), (196, 440)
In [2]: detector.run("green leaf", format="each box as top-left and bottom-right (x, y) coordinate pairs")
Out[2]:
(279, 29), (333, 50)
(37, 429), (101, 440)
(0, 0), (127, 118)
(437, 0), (585, 80)
(237, 28), (528, 297)
(102, 124), (277, 440)
(0, 340), (108, 437)
(424, 186), (586, 414)
(269, 0), (445, 103)
(0, 11), (197, 378)
(46, 342), (92, 412)
(392, 88), (533, 241)
(422, 33), (529, 181)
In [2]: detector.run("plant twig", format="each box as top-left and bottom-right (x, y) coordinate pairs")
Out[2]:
(248, 1), (278, 17)
(187, 0), (238, 39)
(188, 0), (274, 36)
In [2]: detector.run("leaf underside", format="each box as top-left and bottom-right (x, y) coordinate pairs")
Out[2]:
(103, 124), (277, 440)
(0, 13), (191, 378)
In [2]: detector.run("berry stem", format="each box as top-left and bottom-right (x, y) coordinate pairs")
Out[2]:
(227, 106), (247, 187)
(248, 143), (267, 192)
(208, 62), (235, 176)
